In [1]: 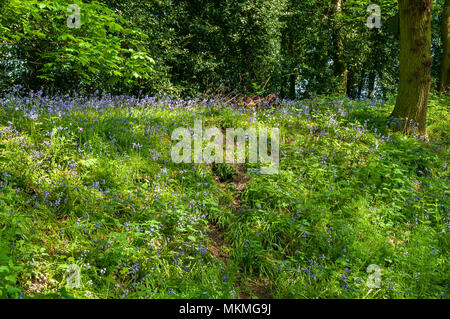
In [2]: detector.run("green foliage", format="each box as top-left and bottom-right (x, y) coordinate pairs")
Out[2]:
(213, 163), (237, 182)
(0, 0), (154, 92)
(1, 0), (448, 97)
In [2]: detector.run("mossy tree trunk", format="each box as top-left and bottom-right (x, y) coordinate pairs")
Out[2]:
(390, 0), (433, 135)
(440, 0), (449, 94)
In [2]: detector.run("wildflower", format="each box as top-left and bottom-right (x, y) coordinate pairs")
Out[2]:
(132, 142), (142, 150)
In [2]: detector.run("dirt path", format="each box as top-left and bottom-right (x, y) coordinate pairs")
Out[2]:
(206, 145), (271, 298)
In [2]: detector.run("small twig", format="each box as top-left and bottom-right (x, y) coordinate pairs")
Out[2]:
(261, 76), (271, 92)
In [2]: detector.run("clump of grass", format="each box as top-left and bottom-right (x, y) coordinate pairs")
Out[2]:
(213, 163), (237, 182)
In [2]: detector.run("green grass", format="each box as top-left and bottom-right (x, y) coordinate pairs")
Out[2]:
(0, 92), (448, 299)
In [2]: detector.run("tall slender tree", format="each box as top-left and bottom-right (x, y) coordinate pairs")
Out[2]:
(332, 0), (348, 95)
(440, 0), (449, 93)
(390, 0), (433, 135)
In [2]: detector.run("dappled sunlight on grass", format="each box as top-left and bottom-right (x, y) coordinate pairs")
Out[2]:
(0, 91), (448, 299)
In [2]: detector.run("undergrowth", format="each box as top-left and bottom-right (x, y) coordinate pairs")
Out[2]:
(0, 90), (448, 299)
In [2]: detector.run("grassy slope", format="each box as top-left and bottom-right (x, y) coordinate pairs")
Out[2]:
(0, 91), (448, 299)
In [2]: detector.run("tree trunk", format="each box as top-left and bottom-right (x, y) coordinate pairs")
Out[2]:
(289, 72), (296, 99)
(368, 71), (376, 98)
(346, 68), (354, 98)
(280, 10), (297, 100)
(357, 72), (365, 98)
(332, 0), (348, 95)
(440, 0), (449, 94)
(390, 0), (433, 135)
(280, 75), (287, 99)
